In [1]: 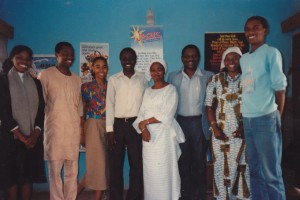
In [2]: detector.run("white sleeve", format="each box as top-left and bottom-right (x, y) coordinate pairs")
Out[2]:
(106, 77), (116, 132)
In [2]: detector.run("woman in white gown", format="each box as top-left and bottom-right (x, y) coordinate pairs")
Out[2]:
(133, 60), (185, 200)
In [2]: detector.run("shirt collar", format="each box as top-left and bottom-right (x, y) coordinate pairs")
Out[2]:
(119, 71), (137, 78)
(17, 72), (25, 82)
(181, 67), (203, 78)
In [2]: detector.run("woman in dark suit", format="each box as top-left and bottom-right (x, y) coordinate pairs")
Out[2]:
(0, 45), (46, 200)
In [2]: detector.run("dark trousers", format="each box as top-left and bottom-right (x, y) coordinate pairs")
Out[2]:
(109, 118), (143, 200)
(283, 138), (300, 188)
(177, 115), (208, 200)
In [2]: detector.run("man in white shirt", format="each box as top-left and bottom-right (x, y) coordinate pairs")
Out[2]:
(168, 44), (213, 200)
(106, 47), (148, 200)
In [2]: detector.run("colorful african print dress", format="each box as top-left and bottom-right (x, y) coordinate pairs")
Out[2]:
(205, 72), (251, 200)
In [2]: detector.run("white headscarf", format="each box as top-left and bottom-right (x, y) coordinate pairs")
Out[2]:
(220, 47), (242, 70)
(145, 59), (167, 81)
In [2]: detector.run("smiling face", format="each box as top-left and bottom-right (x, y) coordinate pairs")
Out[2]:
(56, 45), (74, 68)
(224, 52), (241, 74)
(12, 50), (32, 73)
(244, 18), (267, 51)
(120, 50), (136, 74)
(181, 47), (200, 71)
(92, 58), (108, 80)
(150, 62), (165, 82)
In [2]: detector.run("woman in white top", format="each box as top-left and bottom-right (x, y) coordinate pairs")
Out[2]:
(133, 60), (185, 200)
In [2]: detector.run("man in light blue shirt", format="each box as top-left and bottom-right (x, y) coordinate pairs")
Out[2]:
(168, 44), (213, 200)
(241, 16), (287, 200)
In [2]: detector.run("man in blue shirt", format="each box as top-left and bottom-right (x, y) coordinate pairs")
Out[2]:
(168, 44), (213, 200)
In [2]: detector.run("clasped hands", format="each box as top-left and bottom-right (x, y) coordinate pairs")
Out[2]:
(139, 120), (151, 142)
(212, 125), (244, 141)
(18, 129), (40, 149)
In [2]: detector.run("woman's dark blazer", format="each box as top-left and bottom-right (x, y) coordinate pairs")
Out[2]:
(0, 72), (46, 188)
(0, 73), (45, 134)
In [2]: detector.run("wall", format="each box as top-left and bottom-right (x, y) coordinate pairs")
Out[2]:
(0, 0), (298, 191)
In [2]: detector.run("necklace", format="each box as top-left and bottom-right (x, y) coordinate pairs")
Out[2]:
(217, 72), (242, 131)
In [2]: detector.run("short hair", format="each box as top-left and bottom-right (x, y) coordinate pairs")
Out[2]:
(119, 47), (137, 60)
(55, 41), (74, 54)
(181, 44), (200, 58)
(245, 16), (269, 29)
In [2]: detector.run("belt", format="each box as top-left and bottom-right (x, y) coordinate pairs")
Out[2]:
(115, 117), (137, 123)
(177, 115), (202, 118)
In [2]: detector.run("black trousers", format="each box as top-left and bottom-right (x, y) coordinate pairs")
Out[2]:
(109, 118), (143, 200)
(177, 115), (208, 200)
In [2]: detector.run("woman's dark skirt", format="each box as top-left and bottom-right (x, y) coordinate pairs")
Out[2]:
(0, 129), (46, 189)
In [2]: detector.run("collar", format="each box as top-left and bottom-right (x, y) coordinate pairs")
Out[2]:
(181, 67), (203, 78)
(226, 72), (241, 82)
(17, 72), (24, 82)
(91, 79), (108, 85)
(118, 71), (136, 78)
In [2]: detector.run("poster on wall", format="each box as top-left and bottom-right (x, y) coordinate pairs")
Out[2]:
(80, 42), (109, 83)
(130, 25), (163, 73)
(204, 32), (249, 73)
(32, 54), (57, 73)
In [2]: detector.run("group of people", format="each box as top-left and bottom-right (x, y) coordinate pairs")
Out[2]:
(0, 15), (287, 200)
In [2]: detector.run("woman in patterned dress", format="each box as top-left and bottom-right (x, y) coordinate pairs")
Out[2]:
(205, 47), (251, 200)
(77, 56), (108, 200)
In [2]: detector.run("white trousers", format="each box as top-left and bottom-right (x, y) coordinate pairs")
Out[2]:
(48, 160), (78, 200)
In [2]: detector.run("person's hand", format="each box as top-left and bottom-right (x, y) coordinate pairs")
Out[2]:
(107, 132), (116, 151)
(138, 120), (148, 131)
(233, 124), (244, 139)
(18, 134), (29, 145)
(213, 127), (228, 142)
(141, 129), (151, 142)
(12, 129), (30, 146)
(26, 129), (40, 149)
(80, 124), (85, 147)
(80, 132), (86, 147)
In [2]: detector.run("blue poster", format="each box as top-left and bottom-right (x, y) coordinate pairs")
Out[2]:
(131, 25), (163, 72)
(33, 54), (57, 72)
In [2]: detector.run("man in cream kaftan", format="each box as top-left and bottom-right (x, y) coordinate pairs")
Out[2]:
(39, 66), (82, 161)
(38, 41), (83, 200)
(39, 66), (82, 200)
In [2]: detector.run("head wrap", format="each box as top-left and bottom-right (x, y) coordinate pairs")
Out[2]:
(145, 59), (167, 81)
(220, 47), (242, 70)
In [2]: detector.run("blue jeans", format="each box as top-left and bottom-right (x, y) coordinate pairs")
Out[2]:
(243, 110), (286, 200)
